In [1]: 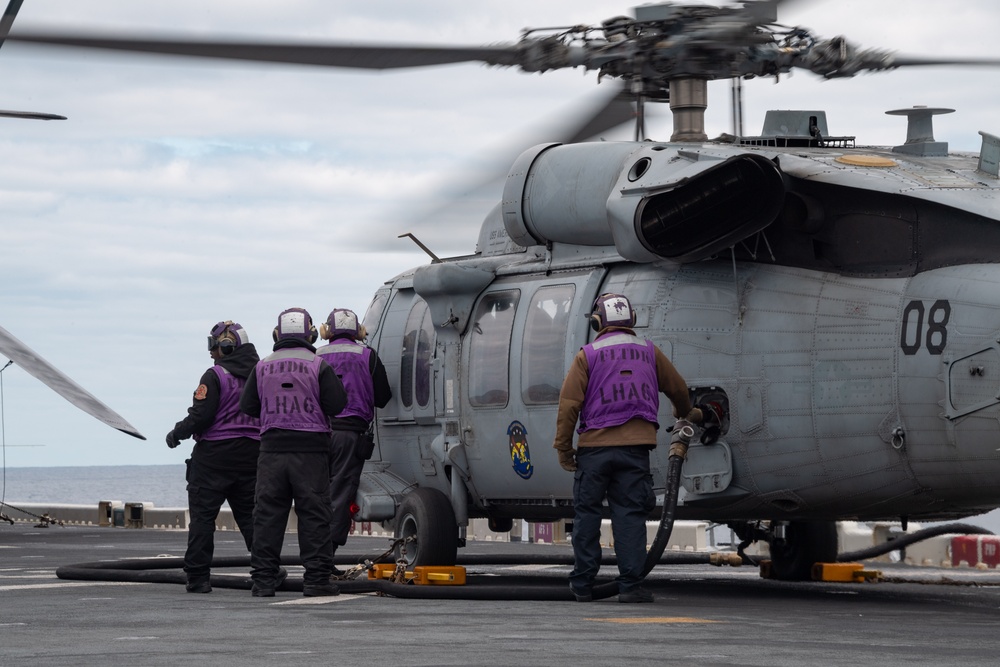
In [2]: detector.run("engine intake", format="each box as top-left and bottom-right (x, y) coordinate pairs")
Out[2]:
(502, 142), (785, 262)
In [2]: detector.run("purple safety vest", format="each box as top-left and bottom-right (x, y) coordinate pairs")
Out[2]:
(578, 332), (660, 433)
(255, 348), (330, 434)
(195, 366), (261, 442)
(317, 341), (375, 422)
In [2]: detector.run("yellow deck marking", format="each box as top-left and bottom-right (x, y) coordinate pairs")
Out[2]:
(585, 617), (721, 624)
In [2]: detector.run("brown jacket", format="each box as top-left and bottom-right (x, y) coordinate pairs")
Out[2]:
(552, 327), (692, 454)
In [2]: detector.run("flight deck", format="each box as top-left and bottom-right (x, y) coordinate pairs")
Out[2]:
(3, 523), (1000, 666)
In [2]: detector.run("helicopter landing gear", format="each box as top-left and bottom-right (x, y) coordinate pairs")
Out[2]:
(767, 520), (839, 581)
(393, 487), (459, 567)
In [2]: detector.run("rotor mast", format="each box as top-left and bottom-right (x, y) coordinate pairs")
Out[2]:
(669, 78), (708, 142)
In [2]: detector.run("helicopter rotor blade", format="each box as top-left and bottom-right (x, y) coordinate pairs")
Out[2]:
(7, 32), (523, 70)
(389, 83), (639, 245)
(889, 56), (1000, 68)
(562, 85), (636, 144)
(0, 109), (66, 120)
(0, 325), (145, 440)
(0, 0), (24, 48)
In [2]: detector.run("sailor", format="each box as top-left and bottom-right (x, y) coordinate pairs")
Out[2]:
(166, 320), (261, 594)
(316, 308), (391, 574)
(239, 307), (347, 597)
(553, 293), (701, 603)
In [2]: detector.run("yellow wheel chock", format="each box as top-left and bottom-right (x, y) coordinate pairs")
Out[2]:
(368, 563), (467, 585)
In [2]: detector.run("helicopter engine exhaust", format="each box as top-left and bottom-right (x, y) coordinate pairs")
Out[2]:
(502, 142), (785, 263)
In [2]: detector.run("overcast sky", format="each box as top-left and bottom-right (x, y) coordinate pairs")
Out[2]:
(1, 0), (999, 476)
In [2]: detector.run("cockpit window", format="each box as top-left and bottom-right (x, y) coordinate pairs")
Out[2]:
(361, 292), (388, 339)
(468, 290), (519, 407)
(522, 284), (575, 404)
(415, 305), (435, 408)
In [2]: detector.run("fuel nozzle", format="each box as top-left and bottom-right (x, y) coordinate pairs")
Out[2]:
(668, 418), (696, 459)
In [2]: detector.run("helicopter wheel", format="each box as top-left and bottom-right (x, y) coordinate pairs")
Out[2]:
(767, 521), (838, 581)
(394, 487), (459, 567)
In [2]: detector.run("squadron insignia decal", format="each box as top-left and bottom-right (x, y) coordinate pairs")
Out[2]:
(507, 420), (533, 480)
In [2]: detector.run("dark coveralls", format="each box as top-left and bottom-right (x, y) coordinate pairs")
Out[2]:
(239, 338), (347, 588)
(316, 337), (391, 556)
(169, 343), (261, 585)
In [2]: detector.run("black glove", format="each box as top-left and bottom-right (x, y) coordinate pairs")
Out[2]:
(165, 430), (181, 449)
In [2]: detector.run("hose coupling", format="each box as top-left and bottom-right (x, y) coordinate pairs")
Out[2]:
(709, 552), (744, 567)
(668, 419), (696, 458)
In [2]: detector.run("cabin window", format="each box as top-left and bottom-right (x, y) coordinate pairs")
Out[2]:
(361, 292), (388, 338)
(522, 284), (575, 404)
(415, 304), (435, 408)
(400, 299), (432, 409)
(469, 290), (519, 407)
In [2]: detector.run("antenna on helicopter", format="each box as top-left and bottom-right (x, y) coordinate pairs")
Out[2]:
(399, 233), (443, 264)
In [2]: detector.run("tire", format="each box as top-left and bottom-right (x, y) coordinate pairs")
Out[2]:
(768, 521), (839, 581)
(394, 487), (458, 566)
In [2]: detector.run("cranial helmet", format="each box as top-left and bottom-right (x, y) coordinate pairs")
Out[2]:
(591, 293), (636, 332)
(272, 307), (318, 343)
(208, 320), (249, 355)
(320, 308), (360, 341)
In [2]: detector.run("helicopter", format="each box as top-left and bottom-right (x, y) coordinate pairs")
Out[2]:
(8, 0), (1000, 579)
(0, 0), (140, 467)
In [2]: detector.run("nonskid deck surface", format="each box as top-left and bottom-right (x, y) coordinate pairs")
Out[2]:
(3, 524), (1000, 666)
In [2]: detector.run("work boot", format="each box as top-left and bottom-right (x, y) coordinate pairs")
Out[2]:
(185, 579), (212, 594)
(331, 565), (347, 579)
(618, 587), (654, 603)
(569, 583), (593, 602)
(302, 582), (341, 597)
(251, 582), (275, 598)
(275, 567), (289, 590)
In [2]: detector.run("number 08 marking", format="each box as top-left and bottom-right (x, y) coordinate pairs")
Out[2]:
(900, 300), (950, 355)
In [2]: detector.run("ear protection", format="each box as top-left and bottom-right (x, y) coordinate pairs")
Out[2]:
(209, 320), (249, 354)
(590, 293), (636, 332)
(319, 308), (360, 341)
(272, 307), (318, 344)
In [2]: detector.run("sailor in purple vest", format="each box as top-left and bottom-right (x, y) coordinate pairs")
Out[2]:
(239, 307), (348, 598)
(166, 321), (261, 594)
(316, 308), (391, 575)
(553, 293), (702, 603)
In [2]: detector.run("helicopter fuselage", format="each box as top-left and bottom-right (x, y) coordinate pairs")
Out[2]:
(358, 136), (1000, 535)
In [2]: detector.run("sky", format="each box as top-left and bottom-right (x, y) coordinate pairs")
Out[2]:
(1, 0), (999, 481)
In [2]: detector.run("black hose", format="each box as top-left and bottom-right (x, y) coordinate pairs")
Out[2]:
(837, 523), (994, 562)
(54, 518), (993, 599)
(55, 543), (715, 599)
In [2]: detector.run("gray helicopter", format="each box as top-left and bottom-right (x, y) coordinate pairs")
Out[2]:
(11, 0), (1000, 580)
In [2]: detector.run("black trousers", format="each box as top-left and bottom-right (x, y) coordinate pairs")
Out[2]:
(184, 458), (256, 581)
(251, 450), (334, 586)
(328, 430), (366, 548)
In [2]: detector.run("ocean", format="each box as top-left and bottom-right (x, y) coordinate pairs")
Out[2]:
(1, 464), (189, 508)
